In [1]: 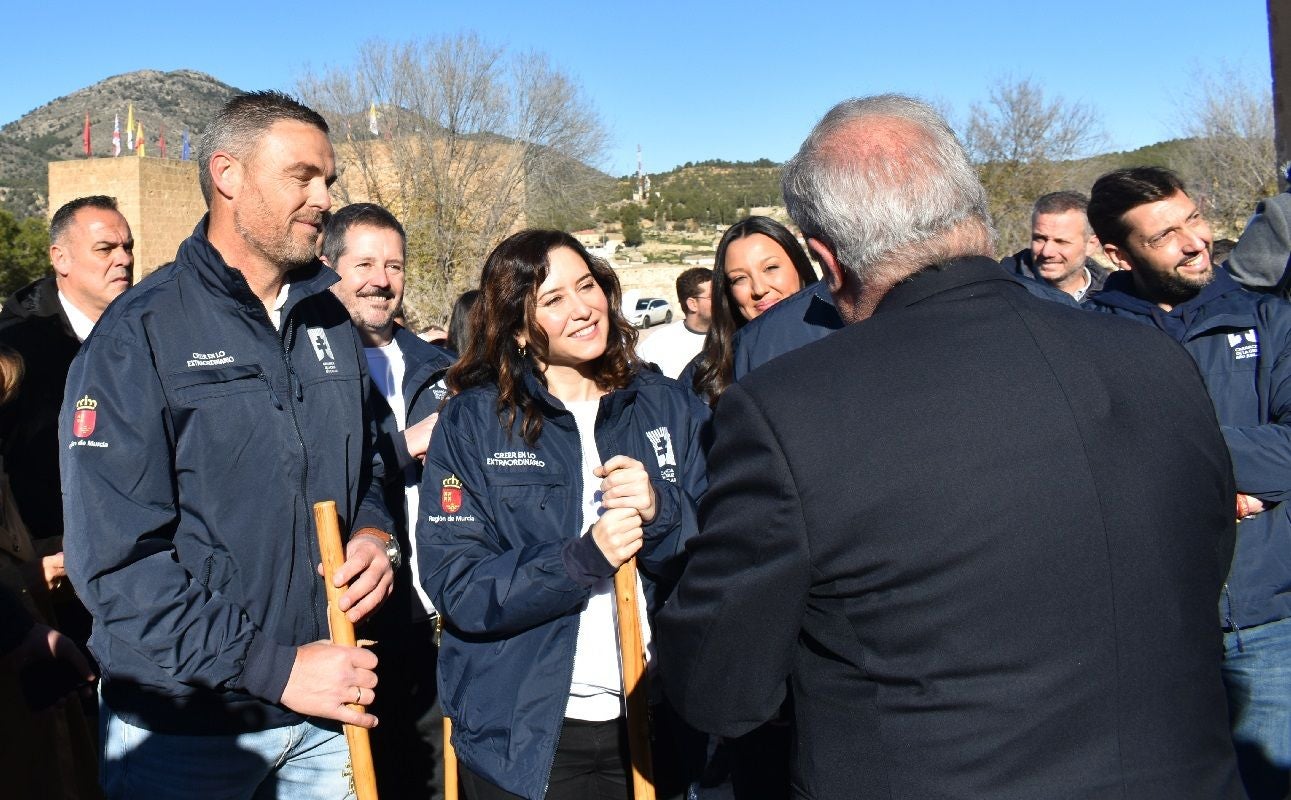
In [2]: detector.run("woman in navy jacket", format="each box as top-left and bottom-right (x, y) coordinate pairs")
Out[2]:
(418, 230), (708, 799)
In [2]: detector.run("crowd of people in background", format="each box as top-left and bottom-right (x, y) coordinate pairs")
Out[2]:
(4, 87), (1291, 800)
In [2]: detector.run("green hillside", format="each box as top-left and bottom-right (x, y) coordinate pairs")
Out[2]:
(605, 159), (782, 228)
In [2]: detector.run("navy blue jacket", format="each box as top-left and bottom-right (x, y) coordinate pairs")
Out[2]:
(61, 219), (393, 734)
(418, 368), (708, 799)
(1087, 268), (1291, 630)
(1000, 248), (1111, 300)
(731, 280), (843, 381)
(367, 326), (453, 628)
(732, 270), (1076, 380)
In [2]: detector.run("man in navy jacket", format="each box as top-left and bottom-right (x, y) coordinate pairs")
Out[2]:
(1086, 166), (1291, 799)
(322, 202), (455, 799)
(62, 91), (396, 800)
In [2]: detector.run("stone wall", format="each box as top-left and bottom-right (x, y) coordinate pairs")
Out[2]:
(48, 158), (206, 282)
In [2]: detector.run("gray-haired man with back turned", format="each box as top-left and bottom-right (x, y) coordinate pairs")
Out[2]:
(658, 95), (1243, 799)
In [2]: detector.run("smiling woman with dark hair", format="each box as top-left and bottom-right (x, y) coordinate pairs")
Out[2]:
(418, 229), (709, 800)
(689, 216), (816, 406)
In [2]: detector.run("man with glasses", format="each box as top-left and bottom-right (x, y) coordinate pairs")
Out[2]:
(638, 267), (713, 379)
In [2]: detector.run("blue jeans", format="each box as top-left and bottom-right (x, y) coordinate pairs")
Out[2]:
(101, 699), (354, 800)
(1223, 615), (1291, 800)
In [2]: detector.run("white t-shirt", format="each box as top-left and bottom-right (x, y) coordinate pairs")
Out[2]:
(365, 342), (407, 426)
(364, 341), (437, 618)
(564, 399), (652, 721)
(268, 283), (291, 330)
(636, 321), (706, 379)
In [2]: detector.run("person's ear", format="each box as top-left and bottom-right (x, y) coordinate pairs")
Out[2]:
(808, 238), (844, 292)
(209, 151), (241, 201)
(49, 242), (70, 278)
(1104, 241), (1133, 272)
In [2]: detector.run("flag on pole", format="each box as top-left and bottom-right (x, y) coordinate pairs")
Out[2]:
(126, 104), (134, 151)
(159, 124), (166, 159)
(83, 113), (91, 157)
(112, 114), (121, 157)
(368, 101), (379, 136)
(136, 122), (145, 157)
(182, 127), (190, 161)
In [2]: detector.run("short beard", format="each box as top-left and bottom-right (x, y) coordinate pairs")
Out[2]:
(233, 201), (318, 272)
(1137, 263), (1214, 307)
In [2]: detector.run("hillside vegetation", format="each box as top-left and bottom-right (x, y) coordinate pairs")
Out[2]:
(605, 159), (782, 229)
(0, 70), (242, 218)
(599, 140), (1206, 250)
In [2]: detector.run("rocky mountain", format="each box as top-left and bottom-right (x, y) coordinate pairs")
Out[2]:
(0, 70), (242, 218)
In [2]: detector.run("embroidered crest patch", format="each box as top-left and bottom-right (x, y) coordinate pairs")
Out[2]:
(441, 474), (463, 513)
(72, 396), (97, 438)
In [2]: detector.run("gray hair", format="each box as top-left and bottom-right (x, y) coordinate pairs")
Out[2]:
(781, 94), (994, 282)
(197, 90), (329, 206)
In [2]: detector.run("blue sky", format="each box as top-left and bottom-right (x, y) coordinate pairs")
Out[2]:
(3, 1), (1272, 176)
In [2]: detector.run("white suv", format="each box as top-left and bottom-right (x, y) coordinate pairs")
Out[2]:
(627, 298), (674, 328)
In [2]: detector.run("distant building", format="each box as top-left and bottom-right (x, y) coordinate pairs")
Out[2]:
(48, 157), (205, 281)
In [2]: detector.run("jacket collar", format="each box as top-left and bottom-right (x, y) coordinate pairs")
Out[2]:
(0, 275), (76, 340)
(1089, 266), (1252, 335)
(872, 257), (1026, 317)
(392, 325), (454, 397)
(178, 216), (338, 323)
(520, 366), (640, 429)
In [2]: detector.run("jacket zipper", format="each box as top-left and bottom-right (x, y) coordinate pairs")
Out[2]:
(246, 290), (322, 641)
(278, 319), (323, 640)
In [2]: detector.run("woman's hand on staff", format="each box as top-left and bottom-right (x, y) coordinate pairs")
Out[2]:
(591, 507), (643, 568)
(595, 455), (658, 524)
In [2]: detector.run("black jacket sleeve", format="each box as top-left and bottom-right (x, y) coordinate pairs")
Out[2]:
(656, 382), (810, 736)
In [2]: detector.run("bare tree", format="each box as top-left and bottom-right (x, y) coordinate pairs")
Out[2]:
(298, 34), (611, 325)
(965, 77), (1104, 255)
(1175, 66), (1278, 236)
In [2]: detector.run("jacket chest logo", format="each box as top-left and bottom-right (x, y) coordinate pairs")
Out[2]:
(306, 327), (339, 374)
(487, 450), (546, 469)
(186, 350), (235, 368)
(1228, 329), (1258, 361)
(646, 426), (675, 470)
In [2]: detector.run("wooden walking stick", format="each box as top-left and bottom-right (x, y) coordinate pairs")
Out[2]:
(313, 500), (380, 800)
(443, 717), (459, 800)
(434, 614), (460, 800)
(614, 556), (656, 800)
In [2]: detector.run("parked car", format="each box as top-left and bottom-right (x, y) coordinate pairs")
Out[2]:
(627, 297), (673, 328)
